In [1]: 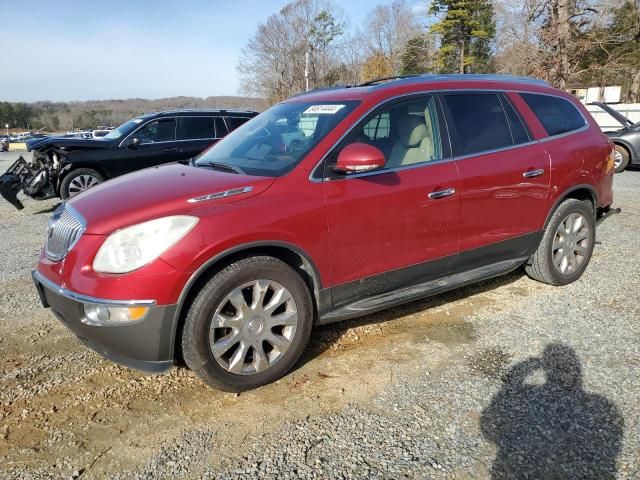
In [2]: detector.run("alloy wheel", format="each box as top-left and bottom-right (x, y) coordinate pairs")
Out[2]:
(552, 212), (591, 275)
(68, 174), (100, 196)
(613, 150), (623, 170)
(209, 280), (298, 375)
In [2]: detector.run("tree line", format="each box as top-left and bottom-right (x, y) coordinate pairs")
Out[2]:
(238, 0), (640, 103)
(0, 96), (267, 132)
(2, 0), (638, 131)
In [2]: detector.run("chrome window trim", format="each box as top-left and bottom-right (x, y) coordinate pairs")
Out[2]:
(176, 137), (220, 142)
(308, 88), (591, 183)
(33, 270), (157, 308)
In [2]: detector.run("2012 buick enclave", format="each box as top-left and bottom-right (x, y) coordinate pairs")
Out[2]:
(32, 75), (616, 391)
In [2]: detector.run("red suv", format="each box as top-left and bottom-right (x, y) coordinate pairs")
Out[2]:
(33, 75), (615, 391)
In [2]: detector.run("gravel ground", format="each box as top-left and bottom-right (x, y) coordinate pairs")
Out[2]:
(0, 151), (638, 479)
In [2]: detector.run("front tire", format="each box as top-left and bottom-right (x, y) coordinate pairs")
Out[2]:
(525, 199), (596, 286)
(60, 168), (104, 199)
(181, 256), (313, 391)
(614, 145), (630, 173)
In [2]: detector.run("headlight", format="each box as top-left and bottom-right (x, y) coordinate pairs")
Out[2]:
(93, 216), (198, 274)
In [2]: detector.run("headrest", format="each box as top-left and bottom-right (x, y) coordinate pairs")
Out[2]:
(424, 106), (435, 139)
(397, 115), (428, 147)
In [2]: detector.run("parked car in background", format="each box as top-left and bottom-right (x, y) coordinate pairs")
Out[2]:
(32, 75), (615, 391)
(273, 120), (307, 152)
(0, 109), (257, 209)
(590, 101), (640, 172)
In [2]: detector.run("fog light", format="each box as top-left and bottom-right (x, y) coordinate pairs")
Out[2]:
(84, 304), (110, 325)
(82, 304), (149, 326)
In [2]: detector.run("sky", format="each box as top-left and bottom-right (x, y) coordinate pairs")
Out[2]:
(1, 0), (394, 102)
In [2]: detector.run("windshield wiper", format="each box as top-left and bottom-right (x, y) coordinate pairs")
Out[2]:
(200, 161), (245, 175)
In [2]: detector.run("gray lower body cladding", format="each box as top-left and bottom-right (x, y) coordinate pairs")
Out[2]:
(33, 273), (177, 374)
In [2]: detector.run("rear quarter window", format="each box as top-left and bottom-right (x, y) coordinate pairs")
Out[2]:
(520, 93), (586, 137)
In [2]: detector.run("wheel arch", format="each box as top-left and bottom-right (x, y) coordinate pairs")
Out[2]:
(543, 184), (598, 229)
(170, 241), (324, 362)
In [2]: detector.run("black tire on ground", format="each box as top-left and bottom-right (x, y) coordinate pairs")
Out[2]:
(181, 256), (314, 391)
(614, 144), (630, 173)
(525, 198), (596, 286)
(59, 168), (104, 199)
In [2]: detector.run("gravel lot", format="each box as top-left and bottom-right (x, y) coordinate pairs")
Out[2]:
(0, 150), (638, 479)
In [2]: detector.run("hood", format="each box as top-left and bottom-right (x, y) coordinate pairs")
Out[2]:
(68, 163), (275, 234)
(31, 136), (110, 151)
(591, 102), (634, 128)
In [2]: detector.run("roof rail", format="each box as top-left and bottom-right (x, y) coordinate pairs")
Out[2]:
(370, 73), (550, 89)
(356, 74), (421, 87)
(288, 84), (353, 99)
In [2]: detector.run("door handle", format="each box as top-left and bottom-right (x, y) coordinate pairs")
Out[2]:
(522, 168), (545, 178)
(428, 188), (456, 199)
(163, 147), (178, 152)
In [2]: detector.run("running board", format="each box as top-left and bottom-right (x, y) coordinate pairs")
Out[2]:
(318, 257), (527, 324)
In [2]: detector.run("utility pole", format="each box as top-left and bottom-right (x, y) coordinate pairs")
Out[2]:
(305, 51), (310, 91)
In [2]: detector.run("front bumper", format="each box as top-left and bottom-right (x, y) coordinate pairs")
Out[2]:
(32, 270), (178, 373)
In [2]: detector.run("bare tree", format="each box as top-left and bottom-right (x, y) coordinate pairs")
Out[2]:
(237, 0), (345, 103)
(493, 0), (543, 76)
(364, 0), (421, 75)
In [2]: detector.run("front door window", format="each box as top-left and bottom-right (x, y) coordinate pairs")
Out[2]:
(134, 119), (176, 145)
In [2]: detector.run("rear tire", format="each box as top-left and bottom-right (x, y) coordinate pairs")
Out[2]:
(614, 145), (630, 173)
(525, 199), (595, 286)
(181, 256), (313, 391)
(60, 168), (104, 199)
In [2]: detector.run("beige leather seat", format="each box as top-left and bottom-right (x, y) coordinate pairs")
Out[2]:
(386, 114), (433, 168)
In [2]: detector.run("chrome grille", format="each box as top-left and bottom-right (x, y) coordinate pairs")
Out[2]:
(45, 205), (86, 261)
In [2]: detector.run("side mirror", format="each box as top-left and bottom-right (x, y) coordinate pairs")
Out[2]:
(333, 142), (385, 174)
(128, 137), (140, 148)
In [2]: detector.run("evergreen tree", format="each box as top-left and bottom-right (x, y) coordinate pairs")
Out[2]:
(400, 35), (434, 75)
(429, 0), (496, 74)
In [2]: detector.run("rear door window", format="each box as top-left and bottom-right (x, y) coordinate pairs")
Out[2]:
(520, 93), (586, 136)
(501, 96), (531, 145)
(443, 93), (513, 156)
(177, 117), (215, 140)
(226, 116), (252, 131)
(215, 117), (229, 138)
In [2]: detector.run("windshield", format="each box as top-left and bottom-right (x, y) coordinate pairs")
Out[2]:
(103, 118), (145, 140)
(195, 101), (359, 176)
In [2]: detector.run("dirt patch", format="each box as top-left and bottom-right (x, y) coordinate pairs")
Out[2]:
(0, 286), (498, 477)
(467, 347), (513, 380)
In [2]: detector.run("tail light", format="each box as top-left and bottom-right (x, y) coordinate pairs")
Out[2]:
(605, 143), (615, 174)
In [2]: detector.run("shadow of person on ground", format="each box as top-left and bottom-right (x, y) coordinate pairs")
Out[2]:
(481, 343), (624, 479)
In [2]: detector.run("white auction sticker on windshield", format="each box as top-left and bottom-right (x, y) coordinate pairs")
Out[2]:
(303, 104), (345, 115)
